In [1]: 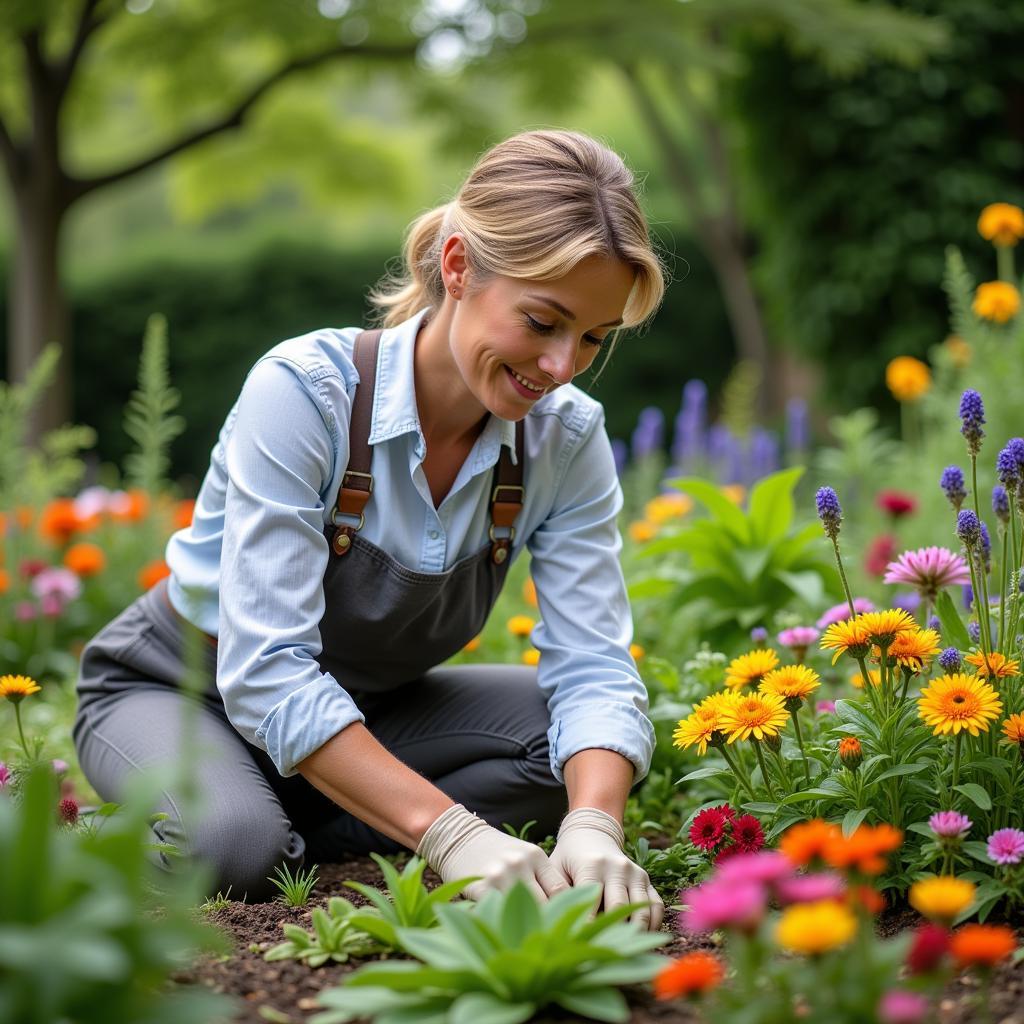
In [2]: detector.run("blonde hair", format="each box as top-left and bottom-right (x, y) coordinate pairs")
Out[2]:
(370, 129), (665, 331)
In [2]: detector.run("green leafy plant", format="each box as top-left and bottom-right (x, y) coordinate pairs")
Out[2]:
(631, 468), (841, 648)
(342, 852), (473, 950)
(313, 881), (669, 1024)
(264, 896), (382, 967)
(0, 765), (233, 1024)
(269, 862), (319, 907)
(200, 887), (236, 914)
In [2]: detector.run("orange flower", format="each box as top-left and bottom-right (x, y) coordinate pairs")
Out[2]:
(64, 542), (106, 577)
(628, 520), (658, 543)
(825, 823), (903, 875)
(110, 489), (151, 523)
(507, 615), (536, 638)
(977, 202), (1024, 247)
(521, 649), (540, 667)
(15, 506), (34, 529)
(885, 356), (931, 403)
(964, 650), (1020, 679)
(138, 559), (171, 590)
(1002, 713), (1024, 748)
(173, 499), (196, 531)
(522, 576), (538, 607)
(0, 567), (8, 595)
(654, 951), (724, 1000)
(462, 635), (481, 653)
(949, 924), (1017, 968)
(38, 499), (82, 544)
(848, 884), (886, 915)
(780, 819), (842, 867)
(973, 281), (1020, 323)
(629, 643), (645, 662)
(838, 737), (863, 770)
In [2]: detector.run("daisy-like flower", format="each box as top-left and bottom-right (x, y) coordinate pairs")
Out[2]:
(978, 202), (1024, 247)
(1002, 713), (1024, 750)
(850, 667), (882, 689)
(883, 547), (970, 600)
(775, 900), (857, 956)
(820, 617), (872, 665)
(776, 626), (819, 662)
(653, 951), (725, 1000)
(858, 609), (917, 646)
(825, 823), (903, 875)
(672, 692), (740, 756)
(885, 628), (941, 673)
(680, 877), (766, 935)
(929, 811), (972, 841)
(775, 872), (847, 906)
(724, 648), (779, 690)
(964, 650), (1020, 679)
(759, 664), (821, 707)
(918, 674), (1003, 736)
(949, 924), (1018, 969)
(729, 814), (765, 854)
(0, 674), (42, 703)
(689, 806), (730, 851)
(986, 828), (1024, 866)
(909, 876), (976, 923)
(721, 692), (789, 744)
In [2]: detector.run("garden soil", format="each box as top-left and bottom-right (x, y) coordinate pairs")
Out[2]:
(174, 859), (1024, 1024)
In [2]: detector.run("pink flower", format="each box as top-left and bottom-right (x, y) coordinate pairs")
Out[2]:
(878, 990), (929, 1024)
(31, 567), (82, 604)
(816, 700), (837, 714)
(929, 811), (972, 841)
(0, 762), (10, 788)
(679, 877), (766, 934)
(817, 598), (875, 630)
(777, 626), (819, 648)
(51, 759), (69, 777)
(883, 546), (970, 599)
(715, 850), (793, 887)
(987, 828), (1024, 865)
(40, 594), (65, 618)
(776, 872), (847, 905)
(73, 485), (114, 520)
(14, 601), (38, 622)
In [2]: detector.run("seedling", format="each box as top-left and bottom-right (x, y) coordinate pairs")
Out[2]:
(268, 862), (319, 907)
(264, 897), (381, 967)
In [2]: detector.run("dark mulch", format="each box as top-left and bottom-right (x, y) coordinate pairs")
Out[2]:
(173, 859), (1024, 1024)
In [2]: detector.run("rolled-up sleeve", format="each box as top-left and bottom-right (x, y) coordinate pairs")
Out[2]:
(218, 358), (364, 776)
(526, 409), (655, 784)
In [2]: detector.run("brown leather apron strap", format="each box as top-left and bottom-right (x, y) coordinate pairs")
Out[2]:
(489, 418), (525, 564)
(330, 329), (383, 556)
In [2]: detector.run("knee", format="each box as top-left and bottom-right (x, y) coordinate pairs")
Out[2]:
(160, 808), (304, 903)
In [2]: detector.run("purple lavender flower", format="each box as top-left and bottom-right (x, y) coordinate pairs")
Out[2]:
(996, 443), (1021, 493)
(816, 486), (842, 541)
(956, 509), (981, 548)
(750, 626), (769, 645)
(979, 521), (991, 572)
(929, 810), (972, 841)
(938, 647), (962, 673)
(992, 485), (1010, 524)
(785, 398), (809, 454)
(750, 428), (780, 484)
(631, 407), (665, 461)
(962, 582), (974, 611)
(928, 615), (942, 633)
(968, 620), (981, 644)
(671, 380), (707, 468)
(987, 828), (1024, 865)
(610, 439), (628, 477)
(940, 465), (967, 512)
(959, 389), (985, 456)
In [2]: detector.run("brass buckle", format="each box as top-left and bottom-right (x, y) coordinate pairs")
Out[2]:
(343, 471), (374, 493)
(331, 508), (365, 530)
(488, 524), (516, 543)
(491, 484), (524, 503)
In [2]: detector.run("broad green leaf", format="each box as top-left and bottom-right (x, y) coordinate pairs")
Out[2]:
(313, 986), (422, 1020)
(775, 568), (826, 608)
(740, 801), (780, 815)
(627, 577), (678, 601)
(498, 882), (542, 946)
(580, 954), (672, 986)
(344, 880), (393, 917)
(554, 985), (630, 1023)
(936, 590), (971, 651)
(748, 467), (803, 544)
(389, 928), (472, 970)
(954, 783), (992, 810)
(450, 992), (535, 1024)
(678, 765), (731, 782)
(875, 762), (931, 782)
(670, 477), (751, 542)
(842, 808), (871, 836)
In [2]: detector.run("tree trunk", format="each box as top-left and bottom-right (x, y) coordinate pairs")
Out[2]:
(8, 181), (71, 440)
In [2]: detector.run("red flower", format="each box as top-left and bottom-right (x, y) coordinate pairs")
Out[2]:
(906, 922), (950, 974)
(58, 797), (79, 826)
(865, 534), (898, 577)
(877, 490), (918, 519)
(732, 814), (765, 853)
(689, 807), (729, 851)
(713, 842), (741, 865)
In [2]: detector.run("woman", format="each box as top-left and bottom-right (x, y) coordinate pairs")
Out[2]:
(74, 129), (666, 931)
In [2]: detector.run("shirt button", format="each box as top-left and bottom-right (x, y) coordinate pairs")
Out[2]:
(429, 530), (440, 540)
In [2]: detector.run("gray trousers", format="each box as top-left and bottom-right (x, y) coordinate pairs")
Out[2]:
(73, 587), (567, 901)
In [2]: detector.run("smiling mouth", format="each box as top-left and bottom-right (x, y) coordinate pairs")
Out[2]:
(505, 366), (546, 394)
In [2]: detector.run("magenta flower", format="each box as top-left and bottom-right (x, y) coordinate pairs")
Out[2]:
(816, 700), (837, 714)
(878, 990), (929, 1024)
(816, 598), (875, 630)
(987, 828), (1024, 866)
(0, 762), (10, 788)
(777, 626), (819, 648)
(929, 811), (972, 841)
(776, 872), (847, 905)
(679, 877), (766, 934)
(883, 546), (970, 599)
(715, 850), (793, 887)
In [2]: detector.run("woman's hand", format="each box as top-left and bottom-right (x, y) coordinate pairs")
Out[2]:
(417, 803), (570, 903)
(548, 807), (664, 932)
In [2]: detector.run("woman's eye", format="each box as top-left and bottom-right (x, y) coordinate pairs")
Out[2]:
(584, 334), (607, 348)
(525, 314), (555, 334)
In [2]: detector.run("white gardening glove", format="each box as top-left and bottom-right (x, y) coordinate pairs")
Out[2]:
(548, 807), (664, 932)
(416, 803), (570, 903)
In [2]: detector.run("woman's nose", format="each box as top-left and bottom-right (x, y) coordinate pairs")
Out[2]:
(537, 337), (579, 386)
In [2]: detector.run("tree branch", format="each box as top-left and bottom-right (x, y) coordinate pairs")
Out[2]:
(57, 0), (107, 97)
(0, 114), (23, 181)
(67, 39), (420, 202)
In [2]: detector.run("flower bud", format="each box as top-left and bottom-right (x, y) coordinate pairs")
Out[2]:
(839, 736), (863, 771)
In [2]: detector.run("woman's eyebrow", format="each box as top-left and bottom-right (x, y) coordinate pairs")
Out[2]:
(525, 294), (623, 328)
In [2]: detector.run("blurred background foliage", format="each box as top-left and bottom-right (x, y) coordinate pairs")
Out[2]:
(0, 0), (1017, 482)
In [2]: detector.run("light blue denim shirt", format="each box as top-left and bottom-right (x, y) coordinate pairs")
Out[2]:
(166, 308), (654, 784)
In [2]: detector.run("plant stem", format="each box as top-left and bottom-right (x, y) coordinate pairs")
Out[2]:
(997, 244), (1015, 284)
(899, 668), (913, 705)
(951, 732), (963, 795)
(967, 554), (991, 662)
(752, 739), (778, 801)
(971, 455), (995, 654)
(998, 527), (1009, 653)
(718, 743), (758, 802)
(791, 709), (812, 786)
(14, 704), (31, 759)
(832, 538), (858, 619)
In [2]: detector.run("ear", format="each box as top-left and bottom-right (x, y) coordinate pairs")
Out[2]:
(440, 234), (470, 293)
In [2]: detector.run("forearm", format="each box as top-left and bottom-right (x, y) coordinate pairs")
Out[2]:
(295, 721), (454, 849)
(562, 747), (634, 822)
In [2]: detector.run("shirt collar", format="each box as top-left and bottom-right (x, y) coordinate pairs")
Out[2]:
(367, 308), (518, 465)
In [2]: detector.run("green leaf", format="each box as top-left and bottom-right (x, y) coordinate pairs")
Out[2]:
(842, 808), (871, 837)
(778, 788), (843, 806)
(775, 569), (826, 608)
(450, 993), (535, 1024)
(678, 765), (731, 782)
(954, 783), (992, 810)
(627, 577), (678, 601)
(875, 762), (931, 782)
(554, 986), (630, 1023)
(498, 882), (542, 946)
(748, 467), (802, 544)
(580, 954), (672, 987)
(936, 591), (971, 651)
(670, 477), (750, 542)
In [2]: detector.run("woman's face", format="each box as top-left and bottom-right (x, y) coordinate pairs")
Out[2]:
(449, 254), (635, 421)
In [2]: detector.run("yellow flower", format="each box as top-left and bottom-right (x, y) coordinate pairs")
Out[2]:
(885, 356), (931, 403)
(944, 335), (971, 369)
(775, 900), (857, 956)
(507, 615), (536, 638)
(909, 876), (976, 922)
(521, 649), (540, 667)
(1002, 713), (1024, 748)
(964, 651), (1020, 679)
(721, 484), (745, 506)
(644, 493), (693, 524)
(820, 618), (872, 665)
(973, 281), (1021, 323)
(978, 202), (1024, 247)
(673, 692), (742, 755)
(917, 673), (1002, 737)
(0, 674), (41, 704)
(628, 520), (658, 543)
(629, 643), (645, 662)
(724, 648), (779, 690)
(722, 692), (789, 744)
(522, 577), (538, 607)
(858, 609), (917, 646)
(850, 667), (881, 689)
(885, 628), (941, 673)
(759, 664), (821, 702)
